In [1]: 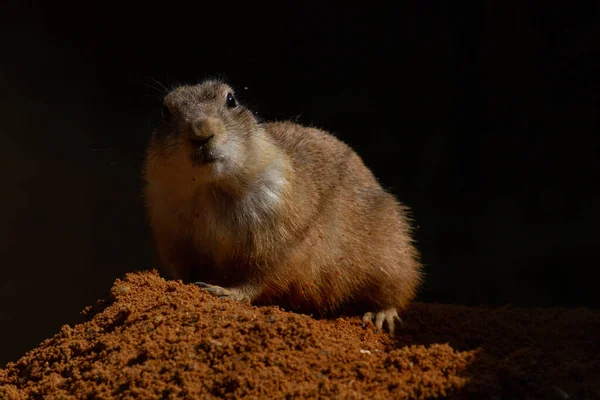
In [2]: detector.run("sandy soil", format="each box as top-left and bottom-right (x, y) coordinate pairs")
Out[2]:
(1, 270), (598, 399)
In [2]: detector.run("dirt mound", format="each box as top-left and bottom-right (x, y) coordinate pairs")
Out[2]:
(1, 271), (598, 399)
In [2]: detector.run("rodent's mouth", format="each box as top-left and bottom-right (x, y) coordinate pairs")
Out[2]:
(191, 146), (219, 165)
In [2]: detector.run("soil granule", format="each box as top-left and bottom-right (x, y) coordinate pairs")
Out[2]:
(1, 270), (598, 399)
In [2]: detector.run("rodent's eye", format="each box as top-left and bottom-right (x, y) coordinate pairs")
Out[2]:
(161, 106), (172, 122)
(226, 93), (237, 108)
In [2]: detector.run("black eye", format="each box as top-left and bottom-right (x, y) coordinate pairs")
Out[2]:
(226, 93), (237, 108)
(162, 106), (172, 122)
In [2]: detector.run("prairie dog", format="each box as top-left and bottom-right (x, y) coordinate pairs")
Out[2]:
(143, 79), (423, 334)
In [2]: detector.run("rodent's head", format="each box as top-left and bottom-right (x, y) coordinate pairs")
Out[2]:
(147, 80), (262, 183)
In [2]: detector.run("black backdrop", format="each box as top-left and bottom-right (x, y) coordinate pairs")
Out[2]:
(1, 1), (598, 366)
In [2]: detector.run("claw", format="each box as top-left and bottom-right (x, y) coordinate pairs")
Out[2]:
(362, 308), (402, 337)
(362, 312), (375, 329)
(192, 282), (248, 303)
(375, 312), (385, 333)
(193, 281), (226, 297)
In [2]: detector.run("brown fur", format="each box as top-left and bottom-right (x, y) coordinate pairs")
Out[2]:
(143, 79), (423, 330)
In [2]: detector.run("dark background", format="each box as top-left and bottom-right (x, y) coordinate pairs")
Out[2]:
(1, 1), (598, 366)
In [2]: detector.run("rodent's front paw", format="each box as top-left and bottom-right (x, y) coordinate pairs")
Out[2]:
(362, 308), (403, 337)
(194, 282), (249, 303)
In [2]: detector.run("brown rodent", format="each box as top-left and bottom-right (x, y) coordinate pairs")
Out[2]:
(143, 79), (423, 335)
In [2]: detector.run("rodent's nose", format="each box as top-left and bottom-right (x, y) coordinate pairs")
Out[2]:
(189, 118), (222, 145)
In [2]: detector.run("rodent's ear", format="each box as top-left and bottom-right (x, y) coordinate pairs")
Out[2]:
(226, 93), (237, 108)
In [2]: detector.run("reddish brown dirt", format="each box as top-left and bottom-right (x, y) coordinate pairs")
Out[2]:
(1, 271), (598, 399)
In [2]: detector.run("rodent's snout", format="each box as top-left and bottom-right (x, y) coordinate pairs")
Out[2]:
(189, 117), (224, 146)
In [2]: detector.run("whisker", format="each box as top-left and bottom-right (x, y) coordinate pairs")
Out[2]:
(148, 76), (168, 92)
(143, 83), (164, 94)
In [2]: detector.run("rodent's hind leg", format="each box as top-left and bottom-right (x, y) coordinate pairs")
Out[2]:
(362, 308), (403, 337)
(194, 282), (253, 304)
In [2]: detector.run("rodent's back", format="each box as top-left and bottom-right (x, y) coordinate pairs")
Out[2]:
(253, 121), (422, 314)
